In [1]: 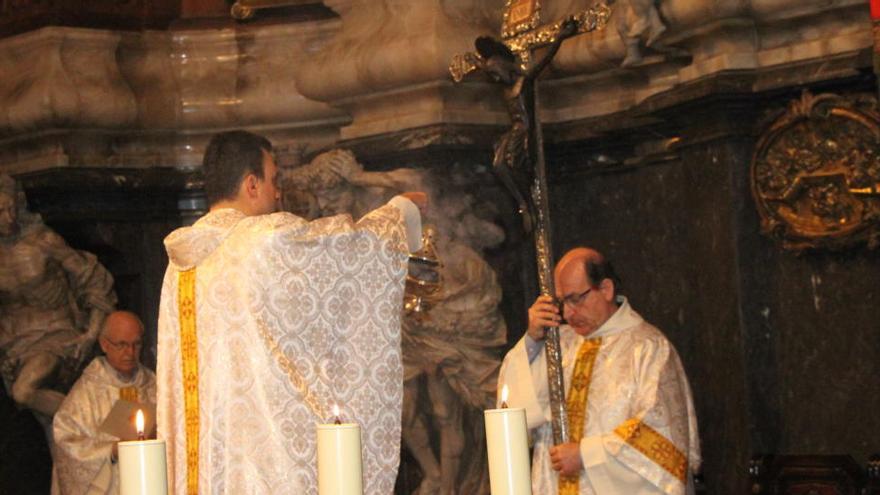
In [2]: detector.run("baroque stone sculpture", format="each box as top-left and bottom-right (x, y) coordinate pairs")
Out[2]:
(614, 0), (668, 66)
(0, 174), (116, 424)
(281, 150), (507, 494)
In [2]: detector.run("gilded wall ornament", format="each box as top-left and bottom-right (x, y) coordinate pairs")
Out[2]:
(751, 91), (880, 251)
(502, 0), (542, 39)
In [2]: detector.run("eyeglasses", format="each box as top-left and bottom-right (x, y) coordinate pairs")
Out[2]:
(102, 338), (143, 352)
(561, 287), (593, 308)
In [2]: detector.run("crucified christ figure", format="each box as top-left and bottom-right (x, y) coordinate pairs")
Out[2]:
(472, 17), (578, 233)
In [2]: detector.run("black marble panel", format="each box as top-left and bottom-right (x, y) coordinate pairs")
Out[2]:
(0, 386), (52, 494)
(540, 78), (880, 492)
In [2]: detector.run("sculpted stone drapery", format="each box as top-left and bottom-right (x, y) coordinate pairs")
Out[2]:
(0, 175), (117, 423)
(281, 150), (507, 494)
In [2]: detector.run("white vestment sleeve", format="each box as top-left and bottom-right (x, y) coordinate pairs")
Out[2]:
(387, 195), (422, 252)
(497, 336), (550, 429)
(581, 336), (694, 495)
(53, 380), (115, 495)
(581, 434), (666, 494)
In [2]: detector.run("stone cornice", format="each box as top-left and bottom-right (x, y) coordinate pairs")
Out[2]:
(0, 0), (873, 173)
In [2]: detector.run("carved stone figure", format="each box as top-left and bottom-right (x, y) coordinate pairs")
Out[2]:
(614, 0), (667, 67)
(281, 151), (507, 494)
(0, 174), (116, 422)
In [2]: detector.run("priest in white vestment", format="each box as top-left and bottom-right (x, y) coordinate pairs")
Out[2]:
(52, 311), (156, 495)
(499, 247), (701, 495)
(157, 131), (424, 495)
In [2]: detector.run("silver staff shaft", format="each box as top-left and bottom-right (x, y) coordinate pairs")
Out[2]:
(531, 85), (569, 445)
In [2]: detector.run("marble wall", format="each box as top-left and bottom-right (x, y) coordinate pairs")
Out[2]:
(545, 77), (880, 491)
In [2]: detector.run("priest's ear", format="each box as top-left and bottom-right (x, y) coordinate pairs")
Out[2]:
(598, 278), (616, 302)
(242, 173), (260, 199)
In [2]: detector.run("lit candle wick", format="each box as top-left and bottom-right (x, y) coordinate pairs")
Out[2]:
(135, 409), (145, 441)
(501, 384), (509, 409)
(332, 404), (342, 425)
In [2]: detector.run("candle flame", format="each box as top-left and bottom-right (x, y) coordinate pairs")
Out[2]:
(136, 409), (145, 434)
(332, 404), (340, 418)
(501, 384), (509, 406)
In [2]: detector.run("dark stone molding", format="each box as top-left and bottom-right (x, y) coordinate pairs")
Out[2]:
(330, 123), (499, 171)
(18, 166), (201, 223)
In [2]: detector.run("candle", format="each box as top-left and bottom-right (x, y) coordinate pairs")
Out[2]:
(119, 408), (168, 495)
(484, 385), (531, 495)
(317, 405), (363, 495)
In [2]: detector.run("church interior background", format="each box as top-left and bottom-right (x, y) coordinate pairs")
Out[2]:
(1, 0), (879, 493)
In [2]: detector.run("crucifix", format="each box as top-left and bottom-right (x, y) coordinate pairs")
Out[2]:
(450, 0), (611, 446)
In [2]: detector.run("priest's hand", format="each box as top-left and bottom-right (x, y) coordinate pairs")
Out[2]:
(549, 442), (582, 477)
(527, 295), (561, 341)
(400, 192), (428, 214)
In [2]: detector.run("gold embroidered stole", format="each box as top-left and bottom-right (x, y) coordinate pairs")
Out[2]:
(558, 338), (602, 495)
(119, 387), (138, 402)
(178, 269), (199, 495)
(614, 418), (688, 484)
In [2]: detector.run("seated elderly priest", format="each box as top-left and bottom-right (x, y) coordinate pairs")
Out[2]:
(52, 311), (157, 495)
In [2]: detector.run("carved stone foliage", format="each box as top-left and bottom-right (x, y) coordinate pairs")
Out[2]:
(751, 91), (880, 251)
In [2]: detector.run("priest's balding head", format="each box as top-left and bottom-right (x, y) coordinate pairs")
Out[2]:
(553, 247), (622, 337)
(98, 311), (145, 378)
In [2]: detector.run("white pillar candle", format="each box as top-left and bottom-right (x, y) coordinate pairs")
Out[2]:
(118, 439), (168, 495)
(485, 385), (531, 495)
(316, 422), (363, 495)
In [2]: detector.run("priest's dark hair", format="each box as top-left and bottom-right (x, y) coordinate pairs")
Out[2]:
(203, 130), (273, 206)
(585, 256), (622, 294)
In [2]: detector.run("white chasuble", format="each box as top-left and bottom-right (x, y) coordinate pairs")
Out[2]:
(52, 357), (157, 495)
(499, 298), (701, 495)
(157, 200), (418, 495)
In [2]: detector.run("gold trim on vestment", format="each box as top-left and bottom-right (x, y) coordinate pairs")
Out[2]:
(558, 338), (602, 495)
(178, 269), (199, 495)
(119, 386), (138, 402)
(614, 418), (688, 484)
(252, 313), (329, 420)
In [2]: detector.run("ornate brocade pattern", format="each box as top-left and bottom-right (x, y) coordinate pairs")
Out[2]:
(178, 268), (199, 495)
(558, 338), (602, 495)
(251, 312), (329, 420)
(614, 418), (688, 484)
(158, 206), (409, 494)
